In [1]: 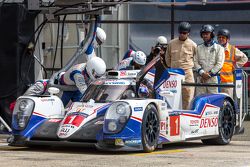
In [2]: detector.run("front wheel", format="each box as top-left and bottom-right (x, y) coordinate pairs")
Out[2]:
(141, 104), (159, 152)
(202, 100), (235, 145)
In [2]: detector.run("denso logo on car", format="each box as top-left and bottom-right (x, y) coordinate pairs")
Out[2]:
(163, 80), (177, 89)
(200, 117), (218, 128)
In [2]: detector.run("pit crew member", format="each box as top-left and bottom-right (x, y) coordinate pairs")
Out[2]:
(116, 51), (147, 70)
(166, 22), (197, 109)
(217, 28), (248, 98)
(194, 24), (225, 95)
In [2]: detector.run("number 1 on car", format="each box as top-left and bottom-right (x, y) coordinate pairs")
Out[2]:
(170, 115), (180, 136)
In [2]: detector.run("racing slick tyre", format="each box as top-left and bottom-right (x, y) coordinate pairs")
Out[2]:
(201, 100), (235, 145)
(141, 104), (160, 152)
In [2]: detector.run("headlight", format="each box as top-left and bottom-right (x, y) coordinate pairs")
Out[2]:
(116, 104), (126, 115)
(12, 98), (35, 130)
(104, 102), (131, 134)
(107, 121), (118, 132)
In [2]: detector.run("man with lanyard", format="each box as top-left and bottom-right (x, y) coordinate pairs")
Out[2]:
(194, 24), (225, 95)
(217, 28), (248, 98)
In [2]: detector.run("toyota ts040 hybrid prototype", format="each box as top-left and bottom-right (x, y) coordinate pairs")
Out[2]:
(10, 56), (248, 152)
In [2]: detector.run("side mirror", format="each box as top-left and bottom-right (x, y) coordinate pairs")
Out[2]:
(48, 87), (60, 95)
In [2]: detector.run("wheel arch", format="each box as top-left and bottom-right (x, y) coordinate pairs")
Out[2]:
(147, 102), (160, 114)
(223, 96), (237, 125)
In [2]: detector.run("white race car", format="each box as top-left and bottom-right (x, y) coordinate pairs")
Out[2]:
(10, 57), (247, 152)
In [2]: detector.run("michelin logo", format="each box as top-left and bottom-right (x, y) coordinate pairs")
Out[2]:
(125, 139), (141, 146)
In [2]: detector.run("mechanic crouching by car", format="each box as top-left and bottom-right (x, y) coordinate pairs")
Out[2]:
(58, 57), (106, 107)
(116, 51), (147, 70)
(217, 28), (248, 98)
(146, 36), (168, 66)
(194, 24), (225, 95)
(166, 22), (197, 110)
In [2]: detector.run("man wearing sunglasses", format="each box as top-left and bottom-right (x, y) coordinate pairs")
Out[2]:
(217, 28), (248, 98)
(194, 24), (225, 96)
(166, 22), (197, 110)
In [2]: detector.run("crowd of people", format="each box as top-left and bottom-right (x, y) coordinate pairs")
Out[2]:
(166, 22), (247, 109)
(24, 22), (248, 110)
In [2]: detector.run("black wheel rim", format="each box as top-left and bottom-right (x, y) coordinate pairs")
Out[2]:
(145, 110), (158, 146)
(221, 103), (234, 139)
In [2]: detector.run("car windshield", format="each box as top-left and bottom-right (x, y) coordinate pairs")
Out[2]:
(82, 84), (134, 103)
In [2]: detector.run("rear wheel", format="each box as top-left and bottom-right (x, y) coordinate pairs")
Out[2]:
(141, 104), (159, 152)
(202, 100), (235, 145)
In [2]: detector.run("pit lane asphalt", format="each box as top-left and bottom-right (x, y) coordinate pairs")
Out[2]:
(0, 121), (249, 167)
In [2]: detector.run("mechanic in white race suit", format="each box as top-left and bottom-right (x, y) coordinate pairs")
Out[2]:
(116, 51), (147, 70)
(122, 49), (136, 60)
(194, 24), (225, 95)
(58, 57), (106, 106)
(24, 27), (106, 97)
(79, 27), (106, 62)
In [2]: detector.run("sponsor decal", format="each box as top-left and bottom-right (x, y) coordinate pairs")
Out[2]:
(59, 126), (73, 136)
(115, 139), (124, 146)
(120, 71), (126, 76)
(205, 110), (219, 116)
(134, 107), (143, 111)
(191, 129), (199, 134)
(160, 121), (167, 131)
(94, 80), (104, 85)
(163, 80), (177, 89)
(60, 127), (70, 133)
(127, 71), (137, 76)
(105, 81), (126, 85)
(61, 124), (75, 128)
(76, 107), (85, 112)
(94, 120), (104, 125)
(68, 112), (88, 117)
(48, 119), (62, 123)
(170, 90), (177, 93)
(83, 104), (94, 108)
(237, 84), (241, 89)
(200, 117), (218, 128)
(236, 72), (242, 78)
(190, 120), (199, 126)
(41, 99), (55, 102)
(125, 139), (141, 146)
